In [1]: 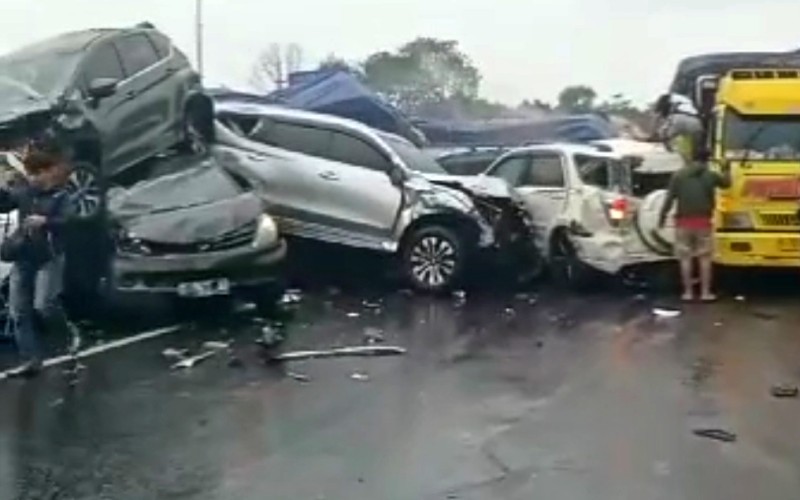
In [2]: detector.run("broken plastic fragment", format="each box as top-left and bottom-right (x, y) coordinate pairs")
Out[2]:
(362, 299), (382, 309)
(653, 308), (681, 318)
(350, 372), (370, 382)
(271, 345), (406, 362)
(280, 289), (303, 305)
(171, 350), (218, 370)
(346, 312), (361, 318)
(202, 340), (231, 351)
(770, 385), (799, 398)
(162, 347), (189, 360)
(363, 327), (385, 344)
(692, 428), (736, 443)
(286, 371), (310, 383)
(734, 295), (746, 302)
(256, 325), (284, 348)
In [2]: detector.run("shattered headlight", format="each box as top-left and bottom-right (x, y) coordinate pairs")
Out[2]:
(252, 214), (279, 248)
(116, 231), (152, 256)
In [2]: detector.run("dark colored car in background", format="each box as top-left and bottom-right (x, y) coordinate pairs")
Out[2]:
(0, 22), (214, 219)
(108, 154), (286, 313)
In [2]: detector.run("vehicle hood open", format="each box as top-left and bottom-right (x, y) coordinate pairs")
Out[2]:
(109, 161), (263, 245)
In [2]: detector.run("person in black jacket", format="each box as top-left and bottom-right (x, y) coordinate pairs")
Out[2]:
(0, 143), (78, 377)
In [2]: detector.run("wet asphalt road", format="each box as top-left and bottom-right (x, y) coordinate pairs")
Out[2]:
(1, 274), (800, 499)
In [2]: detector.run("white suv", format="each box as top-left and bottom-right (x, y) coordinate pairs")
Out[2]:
(482, 142), (679, 288)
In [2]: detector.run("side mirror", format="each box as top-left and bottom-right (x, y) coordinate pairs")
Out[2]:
(388, 166), (406, 186)
(87, 78), (118, 101)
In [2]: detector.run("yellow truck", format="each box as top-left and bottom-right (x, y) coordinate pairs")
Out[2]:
(669, 52), (800, 267)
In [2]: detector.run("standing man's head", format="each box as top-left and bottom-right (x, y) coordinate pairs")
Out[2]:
(23, 140), (71, 190)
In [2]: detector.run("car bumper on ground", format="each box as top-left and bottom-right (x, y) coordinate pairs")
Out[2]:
(714, 232), (800, 268)
(112, 240), (287, 296)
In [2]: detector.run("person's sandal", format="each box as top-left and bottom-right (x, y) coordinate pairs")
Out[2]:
(700, 294), (717, 303)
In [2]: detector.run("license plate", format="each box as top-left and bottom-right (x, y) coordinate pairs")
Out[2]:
(177, 278), (230, 298)
(777, 238), (800, 252)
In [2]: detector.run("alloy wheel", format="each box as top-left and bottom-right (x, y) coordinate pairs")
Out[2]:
(66, 166), (103, 219)
(409, 235), (458, 288)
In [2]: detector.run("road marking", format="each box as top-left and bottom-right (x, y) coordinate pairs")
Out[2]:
(0, 325), (181, 379)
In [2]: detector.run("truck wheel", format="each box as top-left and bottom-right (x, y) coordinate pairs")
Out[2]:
(402, 225), (467, 293)
(550, 232), (601, 291)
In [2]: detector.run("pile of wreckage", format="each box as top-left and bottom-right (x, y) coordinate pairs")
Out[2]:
(0, 23), (683, 318)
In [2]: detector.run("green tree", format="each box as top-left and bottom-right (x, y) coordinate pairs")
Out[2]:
(557, 85), (597, 113)
(362, 38), (481, 113)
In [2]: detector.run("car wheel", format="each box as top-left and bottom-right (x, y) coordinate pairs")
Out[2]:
(402, 226), (466, 293)
(179, 106), (210, 155)
(65, 161), (104, 220)
(550, 232), (601, 291)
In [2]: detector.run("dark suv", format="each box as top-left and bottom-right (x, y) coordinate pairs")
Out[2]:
(0, 23), (213, 217)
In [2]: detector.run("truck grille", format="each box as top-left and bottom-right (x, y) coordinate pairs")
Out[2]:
(758, 213), (799, 227)
(144, 221), (257, 255)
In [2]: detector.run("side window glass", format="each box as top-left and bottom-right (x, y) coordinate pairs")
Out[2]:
(574, 154), (609, 188)
(83, 43), (125, 84)
(262, 122), (331, 158)
(115, 34), (159, 76)
(328, 132), (390, 171)
(525, 154), (565, 187)
(488, 156), (529, 187)
(146, 33), (171, 60)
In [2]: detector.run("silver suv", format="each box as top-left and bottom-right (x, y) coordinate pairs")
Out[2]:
(213, 101), (513, 292)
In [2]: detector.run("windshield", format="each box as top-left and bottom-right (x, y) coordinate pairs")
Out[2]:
(382, 134), (448, 174)
(0, 50), (81, 99)
(723, 111), (800, 161)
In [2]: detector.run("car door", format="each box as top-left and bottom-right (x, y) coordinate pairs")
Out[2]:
(105, 33), (171, 174)
(77, 41), (127, 172)
(318, 130), (403, 247)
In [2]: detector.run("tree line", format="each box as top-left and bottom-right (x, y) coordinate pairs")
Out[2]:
(250, 39), (648, 123)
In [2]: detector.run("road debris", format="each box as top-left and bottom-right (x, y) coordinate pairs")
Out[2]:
(752, 310), (778, 321)
(452, 290), (467, 307)
(350, 372), (370, 382)
(692, 428), (737, 443)
(362, 299), (382, 309)
(280, 289), (303, 306)
(270, 345), (406, 362)
(202, 340), (231, 351)
(162, 347), (189, 360)
(286, 371), (311, 383)
(363, 327), (385, 344)
(346, 312), (361, 318)
(653, 308), (681, 319)
(171, 350), (219, 370)
(734, 295), (746, 302)
(256, 325), (285, 348)
(770, 385), (799, 399)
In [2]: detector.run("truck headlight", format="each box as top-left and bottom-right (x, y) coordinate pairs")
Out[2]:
(252, 214), (279, 248)
(720, 211), (753, 230)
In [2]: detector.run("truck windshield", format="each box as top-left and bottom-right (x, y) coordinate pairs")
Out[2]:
(723, 112), (800, 161)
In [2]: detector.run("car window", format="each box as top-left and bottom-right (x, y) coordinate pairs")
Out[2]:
(252, 120), (332, 157)
(524, 154), (565, 187)
(574, 154), (609, 188)
(146, 32), (171, 60)
(83, 43), (125, 84)
(328, 132), (390, 171)
(489, 156), (530, 187)
(115, 34), (160, 76)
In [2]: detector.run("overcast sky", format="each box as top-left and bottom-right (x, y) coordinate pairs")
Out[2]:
(1, 0), (798, 105)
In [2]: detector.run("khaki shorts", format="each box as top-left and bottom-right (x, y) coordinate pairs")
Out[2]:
(675, 227), (713, 259)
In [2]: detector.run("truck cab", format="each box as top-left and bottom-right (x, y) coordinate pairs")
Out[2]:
(711, 69), (800, 267)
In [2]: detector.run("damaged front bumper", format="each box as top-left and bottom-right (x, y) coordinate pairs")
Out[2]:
(112, 239), (287, 295)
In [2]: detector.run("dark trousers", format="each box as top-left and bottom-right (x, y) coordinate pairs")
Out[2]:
(9, 256), (72, 362)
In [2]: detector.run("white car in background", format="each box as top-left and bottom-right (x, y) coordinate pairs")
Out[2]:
(482, 141), (681, 289)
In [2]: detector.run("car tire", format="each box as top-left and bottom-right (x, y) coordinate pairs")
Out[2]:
(178, 103), (211, 155)
(65, 160), (105, 221)
(550, 232), (601, 292)
(402, 225), (467, 293)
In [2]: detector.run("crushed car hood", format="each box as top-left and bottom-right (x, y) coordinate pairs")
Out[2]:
(421, 173), (514, 199)
(0, 78), (52, 124)
(109, 160), (263, 245)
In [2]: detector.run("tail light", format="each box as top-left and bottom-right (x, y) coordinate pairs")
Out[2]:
(606, 196), (629, 225)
